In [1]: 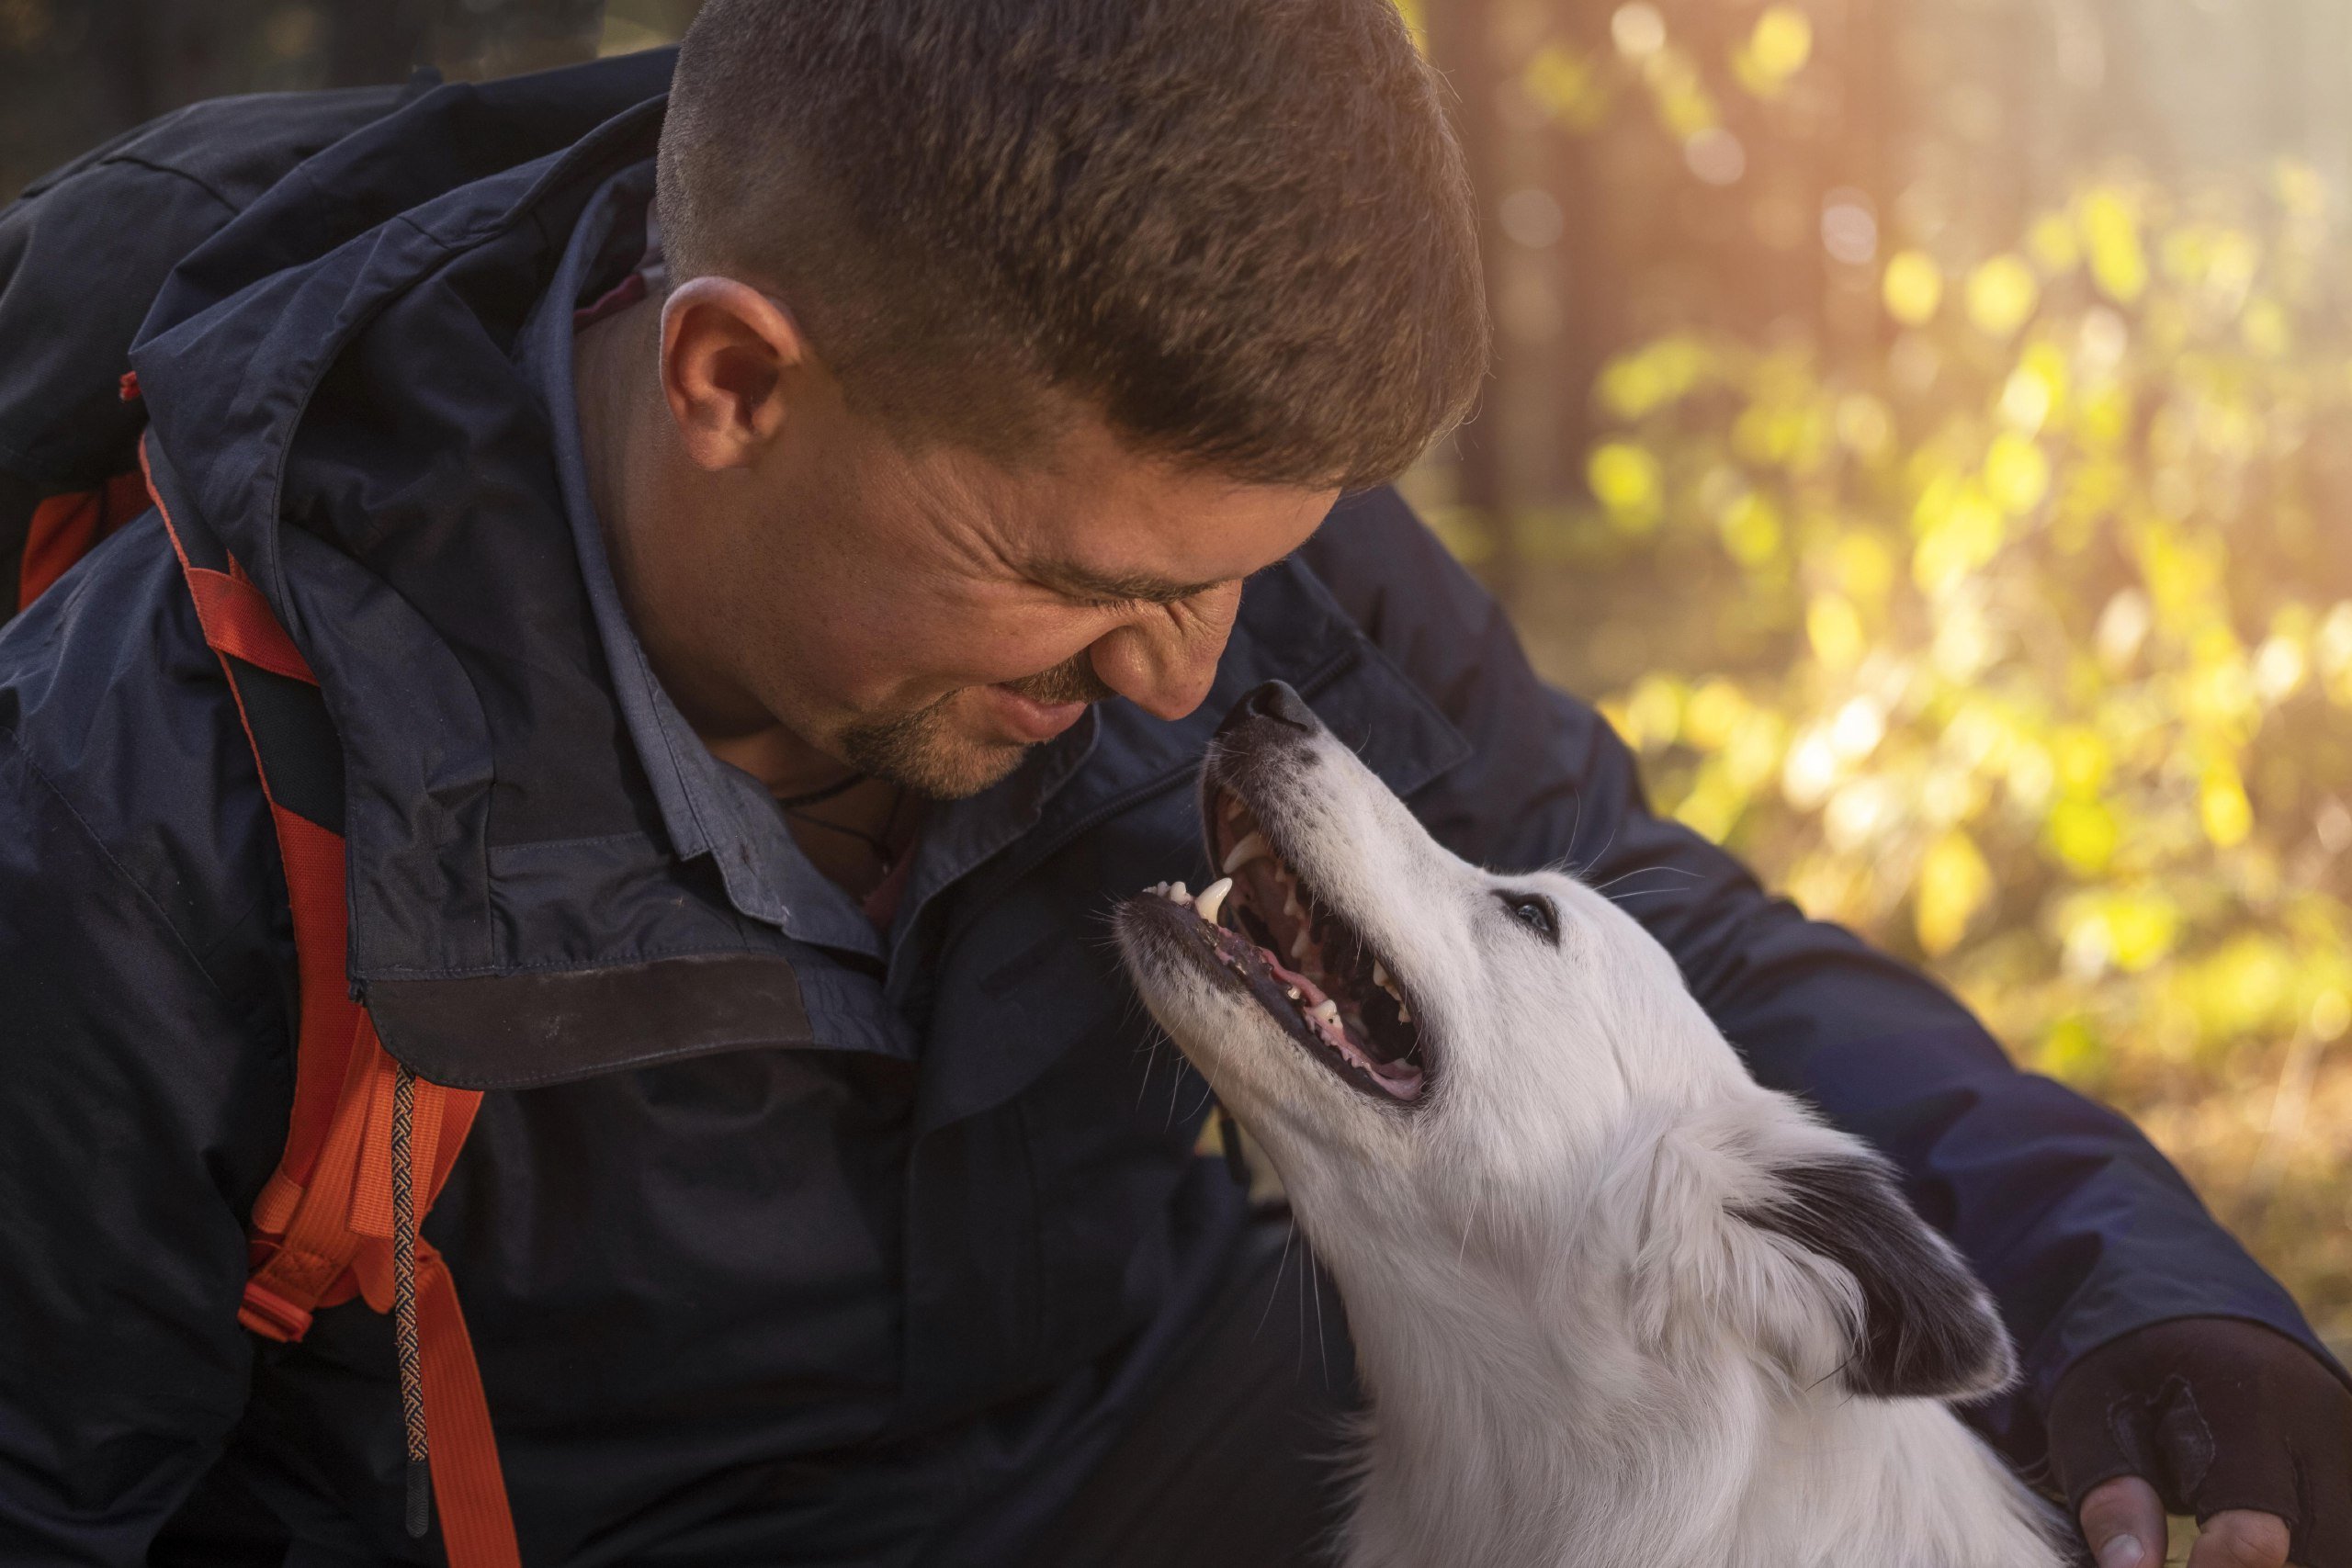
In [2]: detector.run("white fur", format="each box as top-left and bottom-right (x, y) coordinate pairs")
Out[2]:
(1116, 721), (2067, 1568)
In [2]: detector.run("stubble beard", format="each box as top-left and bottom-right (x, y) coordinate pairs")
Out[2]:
(834, 652), (1114, 799)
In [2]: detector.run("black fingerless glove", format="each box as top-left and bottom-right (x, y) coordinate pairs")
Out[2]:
(2048, 1316), (2352, 1568)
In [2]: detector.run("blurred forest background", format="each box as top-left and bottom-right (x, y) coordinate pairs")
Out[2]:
(4, 0), (2348, 1354)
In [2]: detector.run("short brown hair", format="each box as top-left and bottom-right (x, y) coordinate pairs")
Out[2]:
(656, 0), (1487, 490)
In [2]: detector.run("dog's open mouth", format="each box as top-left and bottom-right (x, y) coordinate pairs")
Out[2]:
(1135, 786), (1427, 1103)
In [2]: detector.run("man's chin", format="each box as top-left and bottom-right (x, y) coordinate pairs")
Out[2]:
(836, 705), (1040, 800)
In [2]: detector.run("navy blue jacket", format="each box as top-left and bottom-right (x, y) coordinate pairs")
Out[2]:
(0, 51), (2332, 1567)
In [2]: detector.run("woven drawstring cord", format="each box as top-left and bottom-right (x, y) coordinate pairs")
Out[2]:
(391, 1062), (432, 1539)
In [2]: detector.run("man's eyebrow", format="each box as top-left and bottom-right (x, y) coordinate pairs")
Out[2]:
(1028, 559), (1232, 605)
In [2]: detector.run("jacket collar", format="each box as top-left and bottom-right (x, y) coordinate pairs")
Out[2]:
(126, 78), (1468, 1100)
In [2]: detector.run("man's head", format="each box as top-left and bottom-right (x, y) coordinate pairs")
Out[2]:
(619, 0), (1484, 796)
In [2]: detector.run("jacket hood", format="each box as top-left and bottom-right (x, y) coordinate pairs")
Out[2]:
(124, 56), (1467, 1107)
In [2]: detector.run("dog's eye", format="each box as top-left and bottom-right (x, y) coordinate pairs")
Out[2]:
(1498, 891), (1558, 942)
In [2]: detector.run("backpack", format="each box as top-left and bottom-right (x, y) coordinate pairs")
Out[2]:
(0, 403), (526, 1568)
(1, 92), (537, 1568)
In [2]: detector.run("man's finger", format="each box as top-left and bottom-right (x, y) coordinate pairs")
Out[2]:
(2184, 1510), (2294, 1568)
(2080, 1475), (2168, 1568)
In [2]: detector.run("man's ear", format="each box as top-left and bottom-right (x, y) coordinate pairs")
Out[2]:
(659, 276), (806, 468)
(1736, 1148), (2018, 1402)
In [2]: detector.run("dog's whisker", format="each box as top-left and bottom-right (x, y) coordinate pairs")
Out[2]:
(1586, 817), (1621, 875)
(1308, 1255), (1330, 1389)
(1254, 1220), (1299, 1344)
(1588, 863), (1702, 895)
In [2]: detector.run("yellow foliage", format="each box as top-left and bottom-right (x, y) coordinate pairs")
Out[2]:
(2200, 765), (2254, 848)
(1806, 592), (1865, 670)
(2196, 935), (2297, 1039)
(1718, 491), (1782, 566)
(1916, 830), (1994, 955)
(1674, 761), (1747, 841)
(1684, 678), (1747, 750)
(1598, 336), (1713, 419)
(1984, 432), (2052, 513)
(1500, 169), (2352, 1324)
(1524, 42), (1609, 133)
(1883, 250), (1944, 326)
(1966, 254), (2041, 338)
(1644, 48), (1718, 140)
(1912, 485), (2005, 592)
(1419, 503), (1496, 567)
(1735, 5), (1811, 97)
(2242, 297), (2289, 357)
(1622, 672), (1684, 750)
(2028, 213), (2081, 274)
(1831, 531), (1894, 602)
(1723, 709), (1786, 793)
(2082, 188), (2150, 303)
(2044, 797), (2120, 875)
(2038, 1015), (2101, 1079)
(1588, 440), (1664, 532)
(2104, 891), (2183, 974)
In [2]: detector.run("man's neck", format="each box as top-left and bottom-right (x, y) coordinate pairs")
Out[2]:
(571, 298), (850, 804)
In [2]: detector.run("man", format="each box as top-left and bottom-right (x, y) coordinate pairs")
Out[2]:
(0, 4), (2342, 1564)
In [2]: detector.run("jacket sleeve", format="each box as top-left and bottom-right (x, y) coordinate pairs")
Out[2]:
(1300, 487), (2338, 1465)
(0, 564), (292, 1562)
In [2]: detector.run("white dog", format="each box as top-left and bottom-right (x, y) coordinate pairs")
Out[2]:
(1114, 682), (2067, 1568)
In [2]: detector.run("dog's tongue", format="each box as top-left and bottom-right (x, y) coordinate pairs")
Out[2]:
(1197, 880), (1424, 1101)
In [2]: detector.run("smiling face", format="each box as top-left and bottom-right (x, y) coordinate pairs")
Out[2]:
(584, 279), (1340, 800)
(1114, 682), (1747, 1224)
(713, 390), (1336, 797)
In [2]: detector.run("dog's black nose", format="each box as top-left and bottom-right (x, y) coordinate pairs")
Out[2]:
(1218, 681), (1317, 739)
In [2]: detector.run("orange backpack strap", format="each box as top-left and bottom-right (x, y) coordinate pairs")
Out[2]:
(16, 469), (152, 611)
(138, 436), (520, 1568)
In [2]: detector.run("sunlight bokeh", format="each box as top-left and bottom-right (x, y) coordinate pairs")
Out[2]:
(1406, 0), (2352, 1348)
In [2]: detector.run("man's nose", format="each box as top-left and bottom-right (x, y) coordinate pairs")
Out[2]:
(1087, 581), (1243, 721)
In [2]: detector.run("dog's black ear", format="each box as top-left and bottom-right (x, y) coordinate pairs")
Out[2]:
(1738, 1153), (2017, 1400)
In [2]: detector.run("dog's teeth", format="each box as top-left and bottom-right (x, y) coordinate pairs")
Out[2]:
(1286, 986), (1301, 1000)
(1282, 888), (1304, 921)
(1396, 1000), (1411, 1022)
(1373, 961), (1389, 987)
(1222, 832), (1269, 875)
(1223, 795), (1248, 823)
(1167, 881), (1190, 904)
(1193, 876), (1231, 925)
(1310, 998), (1340, 1025)
(1290, 929), (1312, 961)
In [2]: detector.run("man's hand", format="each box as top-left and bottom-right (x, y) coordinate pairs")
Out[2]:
(2080, 1475), (2287, 1567)
(2049, 1317), (2352, 1568)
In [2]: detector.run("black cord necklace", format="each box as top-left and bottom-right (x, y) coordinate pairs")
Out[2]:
(775, 774), (910, 870)
(772, 772), (868, 811)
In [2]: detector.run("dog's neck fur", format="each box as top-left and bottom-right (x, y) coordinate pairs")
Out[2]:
(1115, 705), (2068, 1568)
(1297, 1092), (2062, 1568)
